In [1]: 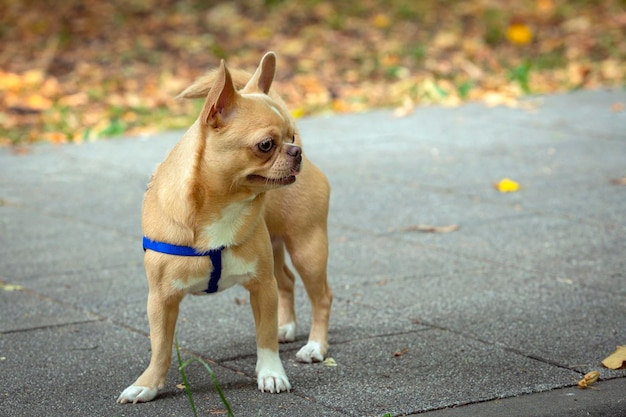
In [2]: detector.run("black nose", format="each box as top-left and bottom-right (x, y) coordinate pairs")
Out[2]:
(286, 145), (301, 159)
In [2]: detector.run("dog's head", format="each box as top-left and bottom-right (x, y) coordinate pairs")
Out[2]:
(189, 52), (302, 195)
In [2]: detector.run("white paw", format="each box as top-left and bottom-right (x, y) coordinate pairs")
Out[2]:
(257, 372), (292, 393)
(296, 341), (324, 363)
(117, 385), (159, 404)
(256, 348), (291, 393)
(278, 322), (296, 343)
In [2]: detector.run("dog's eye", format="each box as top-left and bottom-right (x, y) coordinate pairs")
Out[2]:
(258, 139), (274, 153)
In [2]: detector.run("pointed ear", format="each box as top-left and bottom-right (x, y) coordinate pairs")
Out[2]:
(200, 60), (237, 127)
(242, 51), (276, 94)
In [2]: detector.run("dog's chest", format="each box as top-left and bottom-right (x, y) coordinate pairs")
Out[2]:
(174, 200), (260, 294)
(175, 249), (257, 295)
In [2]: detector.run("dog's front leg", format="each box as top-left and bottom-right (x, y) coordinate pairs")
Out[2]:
(245, 277), (291, 393)
(118, 285), (184, 403)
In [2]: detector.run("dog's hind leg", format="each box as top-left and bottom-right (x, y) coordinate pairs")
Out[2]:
(286, 226), (333, 363)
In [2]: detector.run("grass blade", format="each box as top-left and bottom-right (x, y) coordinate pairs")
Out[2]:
(175, 335), (198, 417)
(175, 334), (234, 417)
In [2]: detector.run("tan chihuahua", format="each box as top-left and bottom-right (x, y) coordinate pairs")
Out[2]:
(117, 52), (332, 403)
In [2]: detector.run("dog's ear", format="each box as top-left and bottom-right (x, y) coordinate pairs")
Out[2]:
(242, 51), (276, 95)
(176, 72), (215, 99)
(200, 60), (237, 127)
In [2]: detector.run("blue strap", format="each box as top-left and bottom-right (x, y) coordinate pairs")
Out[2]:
(142, 236), (225, 293)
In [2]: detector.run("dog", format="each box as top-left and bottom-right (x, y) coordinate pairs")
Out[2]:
(117, 52), (332, 404)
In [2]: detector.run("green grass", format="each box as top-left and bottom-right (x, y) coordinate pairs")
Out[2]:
(174, 335), (234, 417)
(508, 61), (533, 94)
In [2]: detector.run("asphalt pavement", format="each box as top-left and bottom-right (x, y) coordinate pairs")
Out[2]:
(1, 89), (625, 416)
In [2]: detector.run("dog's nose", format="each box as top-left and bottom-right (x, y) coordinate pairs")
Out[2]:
(286, 145), (302, 159)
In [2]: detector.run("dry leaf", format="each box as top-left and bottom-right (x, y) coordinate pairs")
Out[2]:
(371, 13), (390, 29)
(577, 370), (599, 389)
(0, 283), (24, 291)
(609, 177), (626, 186)
(290, 108), (305, 119)
(494, 178), (520, 193)
(1, 1), (625, 145)
(602, 345), (626, 370)
(323, 357), (337, 367)
(393, 348), (409, 357)
(401, 224), (460, 233)
(176, 383), (186, 389)
(393, 96), (414, 118)
(506, 23), (533, 45)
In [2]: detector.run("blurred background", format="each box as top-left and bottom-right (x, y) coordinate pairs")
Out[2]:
(1, 0), (624, 145)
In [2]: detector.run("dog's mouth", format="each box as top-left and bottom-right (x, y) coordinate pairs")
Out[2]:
(247, 174), (297, 186)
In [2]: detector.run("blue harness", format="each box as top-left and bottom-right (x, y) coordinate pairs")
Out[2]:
(142, 236), (225, 293)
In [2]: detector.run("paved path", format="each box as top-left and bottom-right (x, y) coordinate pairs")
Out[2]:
(1, 89), (625, 416)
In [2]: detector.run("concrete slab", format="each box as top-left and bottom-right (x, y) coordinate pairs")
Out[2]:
(226, 329), (580, 416)
(0, 286), (96, 333)
(333, 260), (626, 379)
(0, 206), (139, 280)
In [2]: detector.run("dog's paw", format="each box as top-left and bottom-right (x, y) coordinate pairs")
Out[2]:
(256, 348), (291, 393)
(278, 322), (296, 343)
(257, 372), (291, 393)
(117, 385), (159, 404)
(296, 341), (324, 363)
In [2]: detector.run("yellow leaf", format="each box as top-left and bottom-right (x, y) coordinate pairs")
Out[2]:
(26, 94), (53, 111)
(400, 224), (460, 233)
(371, 13), (390, 30)
(494, 178), (520, 193)
(1, 283), (24, 291)
(323, 357), (337, 367)
(506, 23), (533, 45)
(577, 370), (599, 389)
(290, 108), (305, 119)
(23, 69), (45, 87)
(602, 345), (626, 370)
(0, 71), (23, 92)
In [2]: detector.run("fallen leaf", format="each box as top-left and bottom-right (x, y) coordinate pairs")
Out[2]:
(602, 345), (626, 370)
(609, 177), (626, 186)
(577, 370), (600, 389)
(0, 283), (24, 291)
(323, 357), (337, 367)
(0, 71), (23, 92)
(371, 13), (391, 30)
(25, 94), (53, 111)
(506, 23), (533, 45)
(494, 178), (520, 193)
(393, 348), (409, 357)
(290, 108), (305, 119)
(234, 297), (247, 306)
(393, 95), (414, 118)
(610, 102), (624, 112)
(400, 224), (460, 233)
(176, 383), (186, 390)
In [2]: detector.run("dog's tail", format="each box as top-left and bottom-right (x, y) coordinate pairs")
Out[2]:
(176, 68), (254, 100)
